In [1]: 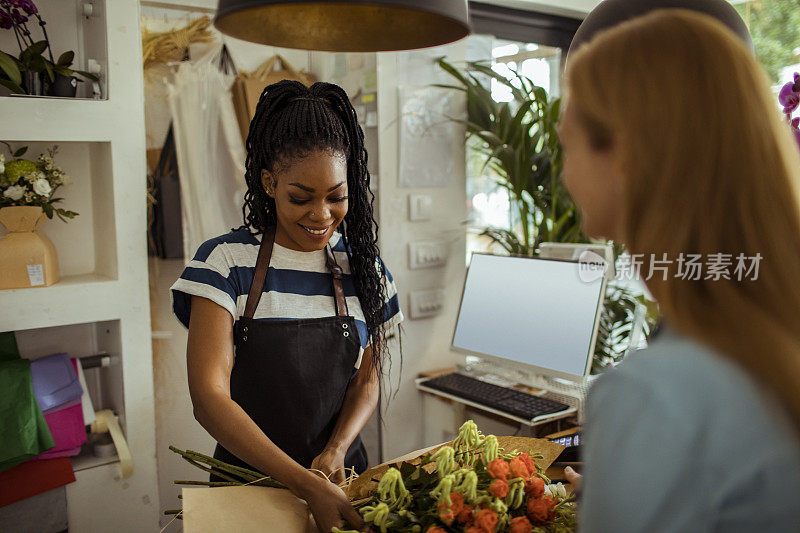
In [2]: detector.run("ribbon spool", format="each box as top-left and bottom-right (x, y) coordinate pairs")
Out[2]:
(91, 410), (133, 478)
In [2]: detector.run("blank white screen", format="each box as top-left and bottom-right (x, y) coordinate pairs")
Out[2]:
(453, 254), (603, 377)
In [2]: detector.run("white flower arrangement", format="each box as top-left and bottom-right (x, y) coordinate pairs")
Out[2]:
(0, 143), (78, 221)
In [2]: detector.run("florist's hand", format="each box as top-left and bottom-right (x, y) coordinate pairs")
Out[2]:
(311, 447), (347, 485)
(564, 465), (582, 492)
(300, 475), (363, 533)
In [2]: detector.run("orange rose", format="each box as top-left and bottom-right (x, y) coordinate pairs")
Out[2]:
(474, 508), (499, 532)
(457, 504), (475, 524)
(438, 492), (464, 516)
(509, 516), (533, 533)
(525, 476), (545, 498)
(489, 478), (509, 498)
(426, 527), (448, 533)
(487, 458), (510, 480)
(508, 457), (530, 479)
(465, 527), (485, 533)
(439, 508), (456, 525)
(526, 495), (557, 524)
(517, 452), (537, 475)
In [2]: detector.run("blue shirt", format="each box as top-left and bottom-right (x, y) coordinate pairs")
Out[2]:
(581, 326), (800, 532)
(170, 229), (403, 362)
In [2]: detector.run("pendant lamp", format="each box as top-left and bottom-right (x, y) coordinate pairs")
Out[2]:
(567, 0), (752, 59)
(214, 0), (471, 52)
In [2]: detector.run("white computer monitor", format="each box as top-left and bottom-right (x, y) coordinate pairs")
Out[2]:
(452, 253), (606, 381)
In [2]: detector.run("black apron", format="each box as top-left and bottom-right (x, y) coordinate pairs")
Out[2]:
(211, 227), (368, 480)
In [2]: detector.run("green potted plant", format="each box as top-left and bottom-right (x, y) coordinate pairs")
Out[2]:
(0, 0), (98, 96)
(437, 58), (658, 372)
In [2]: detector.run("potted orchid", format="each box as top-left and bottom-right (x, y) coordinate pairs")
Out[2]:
(0, 0), (98, 96)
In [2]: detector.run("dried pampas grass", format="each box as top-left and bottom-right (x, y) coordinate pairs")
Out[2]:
(142, 16), (216, 71)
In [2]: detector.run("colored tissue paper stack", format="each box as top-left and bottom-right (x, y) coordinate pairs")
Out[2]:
(0, 333), (91, 507)
(30, 353), (88, 459)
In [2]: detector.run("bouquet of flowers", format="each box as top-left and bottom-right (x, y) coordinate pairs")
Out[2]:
(338, 421), (575, 533)
(0, 143), (77, 221)
(170, 421), (576, 533)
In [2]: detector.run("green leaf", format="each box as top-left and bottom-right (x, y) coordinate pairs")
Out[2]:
(28, 55), (48, 74)
(55, 208), (79, 221)
(13, 146), (28, 157)
(43, 60), (55, 83)
(42, 203), (54, 218)
(0, 52), (21, 85)
(53, 65), (73, 77)
(56, 51), (75, 67)
(73, 70), (98, 82)
(21, 40), (48, 64)
(30, 41), (49, 56)
(0, 78), (25, 94)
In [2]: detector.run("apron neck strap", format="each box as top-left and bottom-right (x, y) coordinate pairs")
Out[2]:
(243, 227), (349, 319)
(325, 244), (349, 317)
(244, 226), (276, 319)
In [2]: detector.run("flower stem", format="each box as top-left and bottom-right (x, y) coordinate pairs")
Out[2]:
(33, 14), (54, 63)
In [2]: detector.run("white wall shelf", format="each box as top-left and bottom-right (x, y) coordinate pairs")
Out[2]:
(0, 277), (120, 332)
(0, 2), (158, 531)
(1, 99), (121, 141)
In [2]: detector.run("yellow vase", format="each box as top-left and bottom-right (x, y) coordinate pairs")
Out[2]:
(0, 205), (60, 289)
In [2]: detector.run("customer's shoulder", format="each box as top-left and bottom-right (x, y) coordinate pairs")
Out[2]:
(612, 327), (743, 388)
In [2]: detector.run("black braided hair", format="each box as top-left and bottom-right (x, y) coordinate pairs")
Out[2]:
(237, 79), (391, 380)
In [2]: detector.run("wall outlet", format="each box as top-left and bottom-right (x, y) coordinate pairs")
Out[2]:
(409, 289), (445, 319)
(408, 241), (448, 269)
(408, 194), (432, 221)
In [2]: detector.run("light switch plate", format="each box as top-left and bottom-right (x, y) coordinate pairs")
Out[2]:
(408, 194), (432, 221)
(408, 241), (448, 269)
(409, 289), (445, 319)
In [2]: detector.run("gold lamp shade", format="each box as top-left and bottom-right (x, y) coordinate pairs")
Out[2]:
(214, 0), (471, 52)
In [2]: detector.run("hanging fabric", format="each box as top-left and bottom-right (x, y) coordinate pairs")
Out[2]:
(166, 45), (247, 259)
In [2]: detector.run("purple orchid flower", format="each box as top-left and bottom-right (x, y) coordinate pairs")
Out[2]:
(16, 0), (36, 15)
(780, 79), (800, 114)
(9, 7), (27, 24)
(0, 9), (12, 30)
(781, 73), (800, 154)
(2, 0), (37, 15)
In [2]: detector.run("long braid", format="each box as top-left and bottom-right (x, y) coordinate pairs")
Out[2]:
(236, 80), (392, 381)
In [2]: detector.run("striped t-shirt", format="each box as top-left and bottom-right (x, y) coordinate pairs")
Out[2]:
(170, 229), (403, 364)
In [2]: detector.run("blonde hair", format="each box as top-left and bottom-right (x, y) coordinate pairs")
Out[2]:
(565, 9), (800, 433)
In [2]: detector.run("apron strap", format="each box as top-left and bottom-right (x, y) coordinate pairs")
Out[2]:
(243, 226), (276, 319)
(325, 244), (349, 317)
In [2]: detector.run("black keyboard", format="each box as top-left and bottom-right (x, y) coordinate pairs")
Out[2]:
(422, 373), (570, 420)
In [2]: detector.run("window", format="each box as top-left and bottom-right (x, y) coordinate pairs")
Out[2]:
(735, 0), (800, 88)
(464, 34), (561, 260)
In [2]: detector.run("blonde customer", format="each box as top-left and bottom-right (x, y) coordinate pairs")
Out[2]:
(559, 10), (800, 532)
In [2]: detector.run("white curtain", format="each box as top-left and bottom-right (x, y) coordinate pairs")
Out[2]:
(166, 47), (247, 260)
